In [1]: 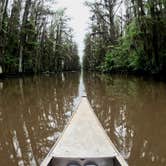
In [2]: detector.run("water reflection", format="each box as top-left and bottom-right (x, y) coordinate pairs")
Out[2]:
(0, 81), (3, 90)
(83, 72), (166, 166)
(114, 104), (134, 159)
(0, 72), (166, 166)
(0, 72), (80, 165)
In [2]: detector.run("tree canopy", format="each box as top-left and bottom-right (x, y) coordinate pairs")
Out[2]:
(0, 0), (80, 74)
(83, 0), (166, 75)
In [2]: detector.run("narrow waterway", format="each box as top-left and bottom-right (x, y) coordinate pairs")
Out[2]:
(0, 72), (166, 166)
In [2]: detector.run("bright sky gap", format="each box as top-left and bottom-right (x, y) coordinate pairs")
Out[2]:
(55, 0), (125, 62)
(56, 0), (92, 61)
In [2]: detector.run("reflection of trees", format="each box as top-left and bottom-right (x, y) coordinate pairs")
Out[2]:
(83, 72), (166, 166)
(114, 104), (134, 159)
(83, 72), (134, 160)
(0, 72), (80, 165)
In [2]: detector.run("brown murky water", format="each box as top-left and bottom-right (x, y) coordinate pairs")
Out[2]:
(0, 72), (166, 166)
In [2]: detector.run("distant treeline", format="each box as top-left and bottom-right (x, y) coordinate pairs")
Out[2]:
(83, 0), (166, 75)
(0, 0), (80, 75)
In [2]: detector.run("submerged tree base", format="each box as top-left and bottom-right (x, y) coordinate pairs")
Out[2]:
(0, 69), (81, 79)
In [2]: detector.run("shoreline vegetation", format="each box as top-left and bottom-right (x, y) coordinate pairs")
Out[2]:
(0, 0), (80, 76)
(83, 0), (166, 77)
(0, 70), (81, 79)
(0, 0), (165, 81)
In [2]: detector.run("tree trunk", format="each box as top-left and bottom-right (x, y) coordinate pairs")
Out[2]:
(0, 65), (2, 74)
(19, 45), (23, 73)
(0, 0), (9, 73)
(108, 0), (116, 43)
(131, 0), (137, 17)
(0, 0), (8, 30)
(18, 0), (31, 73)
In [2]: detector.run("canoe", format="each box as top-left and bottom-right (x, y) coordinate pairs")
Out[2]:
(41, 96), (128, 166)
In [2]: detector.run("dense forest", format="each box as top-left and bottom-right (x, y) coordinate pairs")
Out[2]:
(0, 0), (80, 75)
(83, 0), (166, 75)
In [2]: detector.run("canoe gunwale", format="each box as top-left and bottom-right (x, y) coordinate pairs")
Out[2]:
(41, 98), (84, 166)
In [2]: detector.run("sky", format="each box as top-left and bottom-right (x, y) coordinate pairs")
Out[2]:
(56, 0), (92, 60)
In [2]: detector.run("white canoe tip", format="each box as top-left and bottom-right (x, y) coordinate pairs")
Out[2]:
(41, 97), (128, 166)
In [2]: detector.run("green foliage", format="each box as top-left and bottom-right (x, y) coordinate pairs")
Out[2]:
(83, 0), (166, 75)
(102, 20), (144, 72)
(0, 0), (80, 74)
(97, 16), (166, 74)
